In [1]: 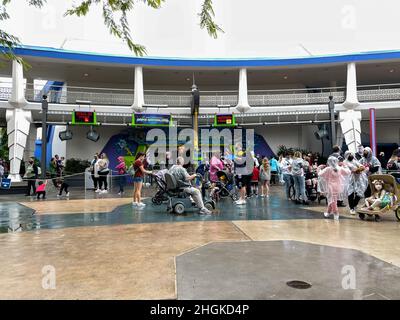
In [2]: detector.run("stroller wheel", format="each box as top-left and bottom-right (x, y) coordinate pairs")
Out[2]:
(174, 203), (185, 215)
(231, 193), (239, 201)
(374, 214), (381, 222)
(358, 213), (365, 220)
(395, 208), (400, 221)
(152, 197), (157, 204)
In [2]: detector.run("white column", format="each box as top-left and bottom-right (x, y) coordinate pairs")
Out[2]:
(340, 62), (362, 154)
(343, 62), (359, 110)
(235, 68), (251, 113)
(339, 110), (362, 154)
(8, 60), (28, 107)
(131, 66), (146, 112)
(6, 109), (32, 182)
(7, 60), (32, 182)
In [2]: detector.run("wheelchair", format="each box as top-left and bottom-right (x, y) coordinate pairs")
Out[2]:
(164, 172), (216, 215)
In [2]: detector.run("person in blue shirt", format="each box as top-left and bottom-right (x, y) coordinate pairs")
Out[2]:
(269, 156), (280, 185)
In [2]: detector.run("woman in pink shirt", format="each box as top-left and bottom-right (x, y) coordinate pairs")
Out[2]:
(115, 156), (127, 196)
(209, 151), (224, 183)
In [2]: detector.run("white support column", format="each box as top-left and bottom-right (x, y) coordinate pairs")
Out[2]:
(6, 109), (32, 182)
(343, 62), (359, 110)
(340, 62), (362, 154)
(8, 60), (28, 107)
(131, 66), (146, 112)
(235, 68), (251, 113)
(7, 60), (31, 182)
(339, 110), (362, 154)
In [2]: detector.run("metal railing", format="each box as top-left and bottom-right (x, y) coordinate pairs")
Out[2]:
(0, 86), (12, 101)
(2, 83), (400, 106)
(358, 83), (400, 102)
(248, 87), (345, 106)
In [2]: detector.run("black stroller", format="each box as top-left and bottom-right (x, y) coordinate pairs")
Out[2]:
(210, 170), (238, 202)
(151, 169), (170, 205)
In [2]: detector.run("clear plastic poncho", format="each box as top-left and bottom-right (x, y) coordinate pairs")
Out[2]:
(318, 156), (351, 204)
(343, 151), (369, 197)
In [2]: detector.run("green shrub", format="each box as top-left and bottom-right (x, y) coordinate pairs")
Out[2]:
(65, 158), (90, 174)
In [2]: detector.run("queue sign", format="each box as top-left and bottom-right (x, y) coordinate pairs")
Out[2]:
(214, 114), (236, 127)
(72, 111), (97, 125)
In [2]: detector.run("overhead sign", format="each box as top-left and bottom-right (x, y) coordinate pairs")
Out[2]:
(132, 113), (172, 127)
(214, 114), (236, 127)
(72, 111), (97, 125)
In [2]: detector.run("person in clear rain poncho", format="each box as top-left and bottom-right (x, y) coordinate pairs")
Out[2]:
(318, 156), (351, 221)
(343, 151), (368, 215)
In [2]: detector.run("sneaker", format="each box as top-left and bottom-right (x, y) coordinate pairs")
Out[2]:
(57, 194), (61, 198)
(101, 189), (108, 194)
(235, 199), (247, 205)
(132, 202), (138, 206)
(66, 192), (70, 197)
(117, 191), (123, 196)
(260, 194), (265, 198)
(266, 195), (270, 198)
(334, 214), (340, 221)
(199, 208), (212, 215)
(94, 189), (100, 193)
(349, 209), (356, 215)
(323, 212), (330, 218)
(137, 202), (146, 207)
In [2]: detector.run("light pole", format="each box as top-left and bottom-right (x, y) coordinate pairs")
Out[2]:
(328, 96), (336, 151)
(41, 95), (48, 179)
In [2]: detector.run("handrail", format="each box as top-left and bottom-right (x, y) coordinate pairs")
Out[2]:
(248, 86), (346, 93)
(25, 83), (134, 92)
(357, 83), (400, 89)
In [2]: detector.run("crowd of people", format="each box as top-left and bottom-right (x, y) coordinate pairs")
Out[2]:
(6, 143), (399, 220)
(21, 155), (69, 199)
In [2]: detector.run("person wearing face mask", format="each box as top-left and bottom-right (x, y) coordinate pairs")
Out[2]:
(355, 145), (364, 161)
(359, 147), (381, 198)
(23, 157), (39, 196)
(344, 151), (368, 215)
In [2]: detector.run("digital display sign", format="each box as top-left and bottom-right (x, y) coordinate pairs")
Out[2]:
(72, 111), (97, 125)
(214, 114), (236, 127)
(0, 178), (11, 189)
(132, 113), (172, 127)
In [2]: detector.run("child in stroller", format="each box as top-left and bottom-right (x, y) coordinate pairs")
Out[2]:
(210, 170), (238, 201)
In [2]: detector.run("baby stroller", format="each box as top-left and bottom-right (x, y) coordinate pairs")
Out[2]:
(151, 169), (170, 205)
(210, 170), (238, 202)
(305, 170), (318, 202)
(356, 174), (400, 222)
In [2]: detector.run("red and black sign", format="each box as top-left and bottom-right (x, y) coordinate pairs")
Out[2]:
(72, 111), (97, 125)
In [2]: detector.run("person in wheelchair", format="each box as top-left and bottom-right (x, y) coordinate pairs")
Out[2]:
(169, 157), (212, 215)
